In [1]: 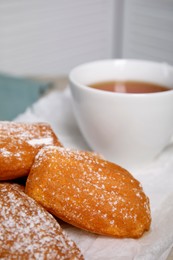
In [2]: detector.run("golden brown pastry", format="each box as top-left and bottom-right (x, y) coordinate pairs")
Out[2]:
(0, 183), (83, 259)
(0, 121), (62, 180)
(25, 146), (151, 238)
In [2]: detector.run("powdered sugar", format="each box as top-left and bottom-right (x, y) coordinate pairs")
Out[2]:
(0, 121), (60, 149)
(0, 148), (12, 158)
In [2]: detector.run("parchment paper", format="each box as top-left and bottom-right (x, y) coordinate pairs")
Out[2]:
(15, 88), (173, 260)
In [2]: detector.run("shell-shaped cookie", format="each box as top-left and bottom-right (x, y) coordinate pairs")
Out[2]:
(0, 121), (62, 180)
(0, 183), (83, 259)
(26, 146), (151, 238)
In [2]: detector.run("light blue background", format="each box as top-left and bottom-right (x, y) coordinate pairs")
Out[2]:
(0, 74), (49, 120)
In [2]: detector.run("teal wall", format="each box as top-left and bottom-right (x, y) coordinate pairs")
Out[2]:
(0, 74), (49, 120)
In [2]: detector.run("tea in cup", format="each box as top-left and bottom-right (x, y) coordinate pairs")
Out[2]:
(69, 59), (173, 170)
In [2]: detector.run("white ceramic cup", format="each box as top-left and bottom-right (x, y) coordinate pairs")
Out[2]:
(69, 59), (173, 170)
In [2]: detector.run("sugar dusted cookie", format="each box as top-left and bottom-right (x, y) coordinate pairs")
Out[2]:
(0, 183), (83, 259)
(0, 121), (62, 180)
(26, 146), (151, 238)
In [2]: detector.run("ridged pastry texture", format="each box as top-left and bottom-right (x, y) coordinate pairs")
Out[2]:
(0, 183), (83, 259)
(0, 121), (62, 180)
(25, 146), (151, 238)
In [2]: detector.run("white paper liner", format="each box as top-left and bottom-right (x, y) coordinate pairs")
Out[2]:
(15, 88), (173, 260)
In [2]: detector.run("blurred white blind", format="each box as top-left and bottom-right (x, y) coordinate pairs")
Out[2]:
(122, 0), (173, 65)
(0, 0), (115, 76)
